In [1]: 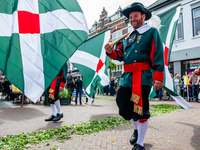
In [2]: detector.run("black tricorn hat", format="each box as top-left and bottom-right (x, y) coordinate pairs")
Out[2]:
(122, 2), (152, 21)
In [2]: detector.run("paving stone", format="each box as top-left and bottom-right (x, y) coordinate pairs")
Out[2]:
(0, 96), (200, 150)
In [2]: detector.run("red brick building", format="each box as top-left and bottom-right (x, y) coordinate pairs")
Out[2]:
(89, 7), (132, 79)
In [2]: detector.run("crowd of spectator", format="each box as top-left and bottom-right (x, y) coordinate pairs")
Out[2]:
(155, 70), (200, 102)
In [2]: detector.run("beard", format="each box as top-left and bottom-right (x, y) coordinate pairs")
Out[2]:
(131, 16), (144, 29)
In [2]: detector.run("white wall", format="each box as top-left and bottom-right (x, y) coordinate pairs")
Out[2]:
(153, 0), (200, 53)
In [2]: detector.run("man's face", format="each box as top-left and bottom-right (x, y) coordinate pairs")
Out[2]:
(129, 11), (145, 29)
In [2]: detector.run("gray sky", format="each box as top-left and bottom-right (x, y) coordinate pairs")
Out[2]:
(77, 0), (157, 28)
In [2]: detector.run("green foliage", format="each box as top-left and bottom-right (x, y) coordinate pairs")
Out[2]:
(0, 104), (180, 149)
(95, 97), (116, 101)
(59, 88), (70, 98)
(150, 103), (180, 117)
(109, 61), (117, 70)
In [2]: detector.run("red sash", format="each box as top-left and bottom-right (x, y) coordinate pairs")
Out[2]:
(124, 62), (151, 115)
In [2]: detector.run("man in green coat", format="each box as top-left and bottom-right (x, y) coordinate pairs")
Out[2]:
(104, 2), (164, 150)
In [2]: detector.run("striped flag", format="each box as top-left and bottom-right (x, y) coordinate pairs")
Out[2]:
(149, 4), (191, 109)
(69, 30), (110, 97)
(0, 0), (88, 103)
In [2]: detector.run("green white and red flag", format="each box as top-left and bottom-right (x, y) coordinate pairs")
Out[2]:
(69, 30), (110, 97)
(149, 4), (191, 109)
(0, 0), (88, 103)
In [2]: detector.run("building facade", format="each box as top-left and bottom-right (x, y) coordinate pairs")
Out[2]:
(70, 0), (200, 79)
(89, 6), (130, 80)
(148, 0), (200, 77)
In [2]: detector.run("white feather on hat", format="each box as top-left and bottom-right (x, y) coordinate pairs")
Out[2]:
(146, 14), (163, 32)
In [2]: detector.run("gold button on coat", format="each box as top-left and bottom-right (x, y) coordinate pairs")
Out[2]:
(135, 50), (137, 53)
(134, 60), (136, 62)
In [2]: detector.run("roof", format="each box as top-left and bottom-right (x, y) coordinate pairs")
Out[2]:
(147, 0), (168, 9)
(147, 0), (177, 11)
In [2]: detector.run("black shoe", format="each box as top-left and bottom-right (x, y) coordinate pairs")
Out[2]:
(53, 113), (63, 122)
(45, 115), (56, 121)
(130, 129), (138, 145)
(132, 144), (146, 150)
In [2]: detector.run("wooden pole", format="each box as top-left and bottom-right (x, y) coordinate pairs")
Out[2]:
(109, 33), (130, 47)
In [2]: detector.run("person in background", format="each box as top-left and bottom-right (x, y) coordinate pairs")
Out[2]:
(194, 67), (200, 75)
(66, 70), (75, 102)
(85, 95), (95, 104)
(1, 76), (11, 99)
(155, 88), (163, 100)
(104, 2), (164, 150)
(189, 71), (199, 102)
(114, 77), (119, 94)
(173, 74), (182, 95)
(71, 88), (76, 102)
(75, 75), (83, 105)
(109, 77), (115, 96)
(104, 84), (109, 95)
(45, 63), (68, 122)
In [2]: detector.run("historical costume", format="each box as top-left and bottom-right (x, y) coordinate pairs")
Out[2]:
(105, 2), (164, 150)
(45, 63), (68, 122)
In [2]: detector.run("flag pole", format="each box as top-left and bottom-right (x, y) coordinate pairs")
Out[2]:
(109, 33), (130, 46)
(185, 71), (189, 101)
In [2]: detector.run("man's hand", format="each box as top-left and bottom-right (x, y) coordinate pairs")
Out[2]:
(104, 43), (114, 54)
(153, 80), (163, 91)
(59, 87), (64, 92)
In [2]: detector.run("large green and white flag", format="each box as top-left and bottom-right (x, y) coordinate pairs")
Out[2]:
(0, 0), (88, 103)
(149, 4), (191, 109)
(69, 30), (110, 97)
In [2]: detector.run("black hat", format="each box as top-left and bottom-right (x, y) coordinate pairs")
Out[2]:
(122, 2), (152, 21)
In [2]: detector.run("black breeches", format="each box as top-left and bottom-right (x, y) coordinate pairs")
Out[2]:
(116, 85), (151, 121)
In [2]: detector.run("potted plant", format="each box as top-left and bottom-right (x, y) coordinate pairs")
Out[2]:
(59, 88), (71, 105)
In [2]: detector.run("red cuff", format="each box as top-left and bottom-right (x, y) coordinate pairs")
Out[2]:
(139, 119), (148, 123)
(106, 50), (118, 59)
(59, 82), (65, 88)
(153, 71), (164, 82)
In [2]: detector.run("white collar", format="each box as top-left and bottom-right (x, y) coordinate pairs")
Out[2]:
(127, 25), (151, 38)
(136, 25), (151, 34)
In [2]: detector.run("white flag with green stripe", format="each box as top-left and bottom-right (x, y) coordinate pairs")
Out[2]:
(149, 4), (191, 109)
(69, 30), (110, 97)
(0, 0), (88, 103)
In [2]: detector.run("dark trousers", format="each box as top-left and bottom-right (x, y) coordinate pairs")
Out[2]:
(192, 85), (199, 99)
(75, 89), (82, 104)
(86, 95), (95, 102)
(104, 85), (109, 95)
(116, 85), (151, 121)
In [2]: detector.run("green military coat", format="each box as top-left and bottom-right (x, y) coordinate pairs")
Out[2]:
(107, 25), (164, 87)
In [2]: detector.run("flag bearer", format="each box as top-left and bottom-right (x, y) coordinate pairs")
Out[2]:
(45, 63), (68, 122)
(104, 2), (164, 150)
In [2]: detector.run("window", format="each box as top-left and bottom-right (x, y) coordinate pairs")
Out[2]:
(192, 7), (200, 36)
(112, 30), (122, 42)
(174, 13), (184, 40)
(101, 19), (104, 27)
(111, 13), (121, 21)
(117, 65), (122, 71)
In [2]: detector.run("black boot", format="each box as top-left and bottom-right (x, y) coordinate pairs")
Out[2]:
(53, 113), (63, 122)
(132, 144), (146, 150)
(45, 115), (56, 121)
(130, 129), (138, 145)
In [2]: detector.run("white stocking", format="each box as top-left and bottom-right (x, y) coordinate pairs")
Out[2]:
(130, 119), (138, 130)
(137, 119), (149, 147)
(55, 100), (62, 114)
(50, 104), (57, 116)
